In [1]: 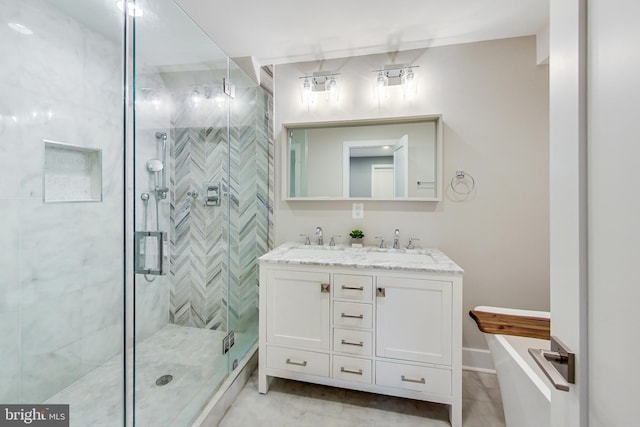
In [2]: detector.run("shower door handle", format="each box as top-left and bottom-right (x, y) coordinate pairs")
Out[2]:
(528, 336), (575, 392)
(134, 231), (168, 275)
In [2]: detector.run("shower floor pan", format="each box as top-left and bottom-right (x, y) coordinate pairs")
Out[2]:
(44, 324), (254, 427)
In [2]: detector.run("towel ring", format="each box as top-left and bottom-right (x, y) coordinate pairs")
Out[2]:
(450, 170), (475, 195)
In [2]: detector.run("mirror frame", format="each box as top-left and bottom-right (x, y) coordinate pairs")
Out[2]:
(281, 114), (443, 201)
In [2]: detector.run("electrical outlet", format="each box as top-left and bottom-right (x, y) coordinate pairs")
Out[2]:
(352, 203), (364, 219)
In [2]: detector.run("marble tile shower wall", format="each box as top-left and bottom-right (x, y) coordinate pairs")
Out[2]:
(170, 87), (230, 330)
(0, 0), (124, 403)
(169, 83), (273, 334)
(228, 86), (272, 333)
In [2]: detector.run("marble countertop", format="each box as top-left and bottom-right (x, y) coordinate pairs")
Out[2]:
(259, 242), (463, 274)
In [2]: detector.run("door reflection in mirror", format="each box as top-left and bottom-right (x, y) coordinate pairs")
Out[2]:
(344, 137), (408, 198)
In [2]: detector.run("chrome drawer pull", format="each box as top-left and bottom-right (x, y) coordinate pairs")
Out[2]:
(341, 285), (364, 291)
(341, 339), (364, 347)
(341, 313), (364, 319)
(401, 375), (426, 384)
(340, 367), (363, 375)
(285, 358), (307, 367)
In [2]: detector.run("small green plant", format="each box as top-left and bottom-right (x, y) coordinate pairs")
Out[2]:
(349, 229), (365, 239)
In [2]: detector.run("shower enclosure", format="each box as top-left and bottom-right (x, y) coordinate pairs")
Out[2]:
(0, 0), (271, 426)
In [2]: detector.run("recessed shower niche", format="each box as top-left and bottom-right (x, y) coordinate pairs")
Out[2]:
(43, 139), (102, 203)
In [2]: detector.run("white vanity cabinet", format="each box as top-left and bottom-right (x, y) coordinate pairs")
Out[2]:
(258, 244), (463, 427)
(376, 276), (452, 365)
(265, 269), (331, 350)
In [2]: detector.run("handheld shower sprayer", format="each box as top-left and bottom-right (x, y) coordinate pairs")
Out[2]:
(146, 159), (164, 194)
(140, 192), (150, 231)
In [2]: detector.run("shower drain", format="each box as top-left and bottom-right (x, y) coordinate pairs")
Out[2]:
(155, 374), (173, 386)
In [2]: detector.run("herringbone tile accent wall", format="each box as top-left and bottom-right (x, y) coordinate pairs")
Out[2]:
(169, 83), (273, 334)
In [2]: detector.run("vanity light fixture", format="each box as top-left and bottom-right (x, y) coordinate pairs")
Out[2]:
(373, 65), (419, 101)
(299, 72), (340, 106)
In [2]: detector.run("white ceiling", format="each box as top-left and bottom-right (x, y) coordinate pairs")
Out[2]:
(175, 0), (549, 66)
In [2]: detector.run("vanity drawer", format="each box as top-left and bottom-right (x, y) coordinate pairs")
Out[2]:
(267, 346), (329, 377)
(332, 355), (372, 384)
(333, 301), (373, 329)
(375, 361), (451, 395)
(333, 274), (373, 301)
(333, 328), (372, 356)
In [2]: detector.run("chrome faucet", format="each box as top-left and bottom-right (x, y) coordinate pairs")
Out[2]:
(299, 234), (311, 245)
(407, 237), (420, 250)
(393, 228), (400, 249)
(315, 226), (324, 246)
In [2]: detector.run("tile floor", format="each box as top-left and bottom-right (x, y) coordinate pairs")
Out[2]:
(219, 369), (505, 427)
(45, 324), (257, 427)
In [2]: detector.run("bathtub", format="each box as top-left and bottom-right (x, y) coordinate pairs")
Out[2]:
(475, 306), (552, 427)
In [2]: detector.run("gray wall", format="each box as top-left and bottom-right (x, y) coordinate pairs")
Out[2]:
(273, 36), (550, 355)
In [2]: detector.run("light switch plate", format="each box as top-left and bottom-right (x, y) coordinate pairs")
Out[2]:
(352, 203), (364, 219)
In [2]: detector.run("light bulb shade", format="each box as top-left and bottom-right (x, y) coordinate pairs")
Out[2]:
(404, 68), (417, 100)
(301, 78), (313, 105)
(405, 68), (414, 82)
(326, 77), (337, 93)
(325, 76), (339, 102)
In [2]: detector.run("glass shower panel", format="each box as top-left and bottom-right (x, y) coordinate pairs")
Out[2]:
(133, 1), (232, 425)
(0, 0), (126, 424)
(227, 62), (271, 367)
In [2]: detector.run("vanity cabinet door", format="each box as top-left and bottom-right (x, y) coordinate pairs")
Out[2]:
(266, 269), (331, 350)
(376, 277), (452, 365)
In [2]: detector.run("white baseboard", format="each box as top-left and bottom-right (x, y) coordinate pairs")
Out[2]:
(462, 347), (496, 373)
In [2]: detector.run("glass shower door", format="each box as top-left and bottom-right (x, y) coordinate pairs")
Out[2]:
(226, 62), (271, 368)
(1, 0), (126, 425)
(132, 1), (232, 425)
(131, 2), (270, 425)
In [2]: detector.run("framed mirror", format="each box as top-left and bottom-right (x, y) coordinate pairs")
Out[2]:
(283, 115), (442, 201)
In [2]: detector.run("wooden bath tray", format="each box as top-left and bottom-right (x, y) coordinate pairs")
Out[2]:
(469, 309), (551, 340)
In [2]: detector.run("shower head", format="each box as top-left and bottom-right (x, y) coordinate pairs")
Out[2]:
(155, 132), (167, 140)
(146, 159), (164, 173)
